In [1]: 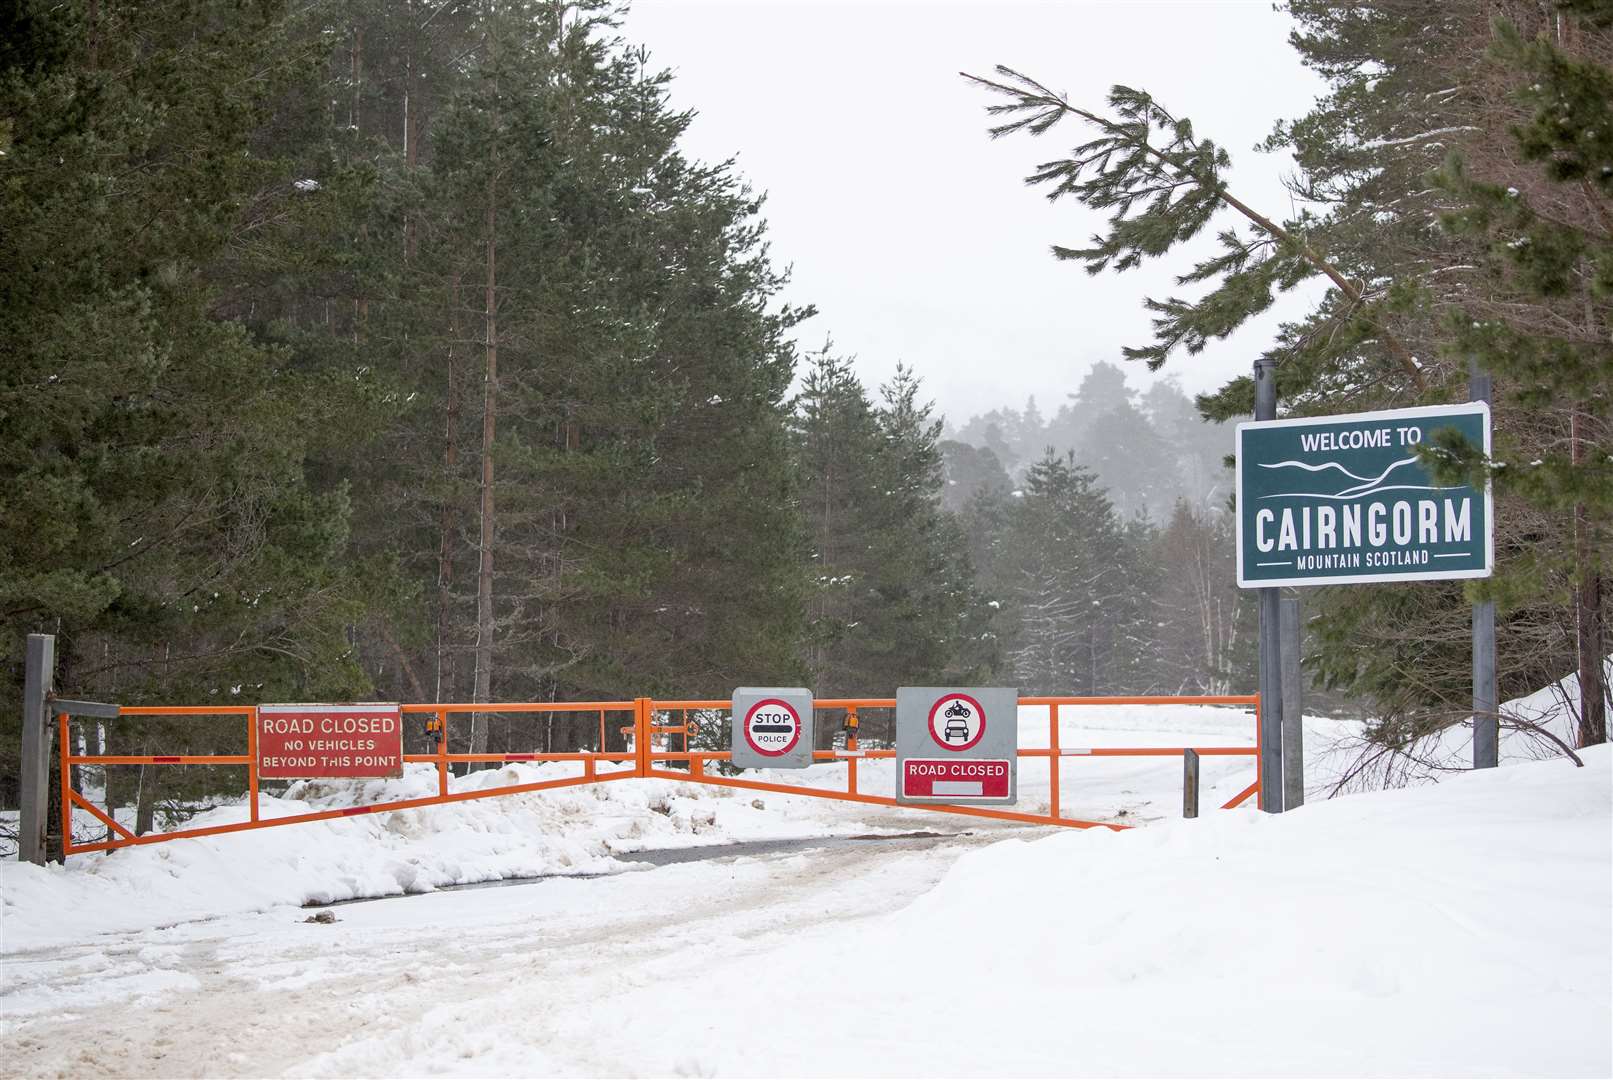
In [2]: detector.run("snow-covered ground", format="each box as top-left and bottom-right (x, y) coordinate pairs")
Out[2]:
(2, 696), (1608, 1077)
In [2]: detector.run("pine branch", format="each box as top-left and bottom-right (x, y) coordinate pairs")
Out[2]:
(962, 66), (1429, 392)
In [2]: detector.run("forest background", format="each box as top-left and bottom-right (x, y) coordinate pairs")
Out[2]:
(1, 0), (1605, 826)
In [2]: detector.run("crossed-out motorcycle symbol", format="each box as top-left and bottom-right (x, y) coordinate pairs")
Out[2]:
(942, 700), (973, 742)
(929, 694), (984, 751)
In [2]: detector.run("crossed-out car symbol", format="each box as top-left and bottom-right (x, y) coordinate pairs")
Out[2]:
(942, 701), (973, 741)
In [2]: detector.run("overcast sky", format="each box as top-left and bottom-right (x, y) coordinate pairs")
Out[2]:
(623, 0), (1329, 427)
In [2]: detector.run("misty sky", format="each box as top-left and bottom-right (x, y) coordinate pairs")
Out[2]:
(623, 0), (1329, 427)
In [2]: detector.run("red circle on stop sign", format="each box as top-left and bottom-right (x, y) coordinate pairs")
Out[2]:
(743, 699), (801, 756)
(928, 693), (986, 752)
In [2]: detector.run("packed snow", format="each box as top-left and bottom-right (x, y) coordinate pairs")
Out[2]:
(1, 693), (1608, 1077)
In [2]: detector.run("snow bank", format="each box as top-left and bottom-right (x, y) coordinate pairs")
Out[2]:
(1315, 655), (1612, 794)
(0, 762), (894, 952)
(3, 688), (1594, 963)
(584, 745), (1613, 1078)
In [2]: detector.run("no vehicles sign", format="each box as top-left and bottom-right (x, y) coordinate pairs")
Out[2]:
(896, 687), (1017, 805)
(730, 687), (815, 770)
(257, 703), (403, 779)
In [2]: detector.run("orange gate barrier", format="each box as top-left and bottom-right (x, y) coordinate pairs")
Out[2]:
(53, 695), (1260, 858)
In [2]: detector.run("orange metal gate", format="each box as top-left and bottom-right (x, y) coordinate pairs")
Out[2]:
(54, 695), (1261, 858)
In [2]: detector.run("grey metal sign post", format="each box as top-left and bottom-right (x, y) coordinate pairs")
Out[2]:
(1252, 360), (1284, 814)
(895, 686), (1017, 805)
(1280, 596), (1304, 810)
(1469, 361), (1498, 769)
(729, 687), (815, 770)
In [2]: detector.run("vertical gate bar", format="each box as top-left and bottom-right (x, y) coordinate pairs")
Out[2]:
(58, 711), (73, 856)
(598, 709), (606, 754)
(437, 708), (450, 797)
(248, 707), (260, 822)
(1049, 702), (1061, 820)
(635, 699), (650, 777)
(846, 707), (858, 795)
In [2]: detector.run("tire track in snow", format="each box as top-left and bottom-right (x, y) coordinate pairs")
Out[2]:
(1, 829), (1032, 1078)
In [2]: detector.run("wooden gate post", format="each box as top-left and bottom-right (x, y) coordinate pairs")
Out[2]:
(19, 634), (55, 865)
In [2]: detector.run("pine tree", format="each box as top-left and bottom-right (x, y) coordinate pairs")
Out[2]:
(1433, 9), (1610, 746)
(965, 6), (1610, 760)
(939, 441), (1012, 512)
(792, 354), (996, 709)
(0, 0), (377, 816)
(961, 66), (1431, 402)
(1150, 504), (1257, 694)
(983, 451), (1148, 694)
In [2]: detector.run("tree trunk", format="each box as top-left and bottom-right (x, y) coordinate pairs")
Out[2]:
(134, 751), (157, 837)
(403, 49), (418, 260)
(81, 721), (108, 843)
(69, 720), (82, 798)
(436, 272), (462, 703)
(349, 25), (362, 134)
(1572, 409), (1606, 746)
(471, 178), (498, 765)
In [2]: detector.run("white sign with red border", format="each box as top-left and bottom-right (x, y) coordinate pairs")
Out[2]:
(895, 686), (1018, 804)
(729, 687), (815, 770)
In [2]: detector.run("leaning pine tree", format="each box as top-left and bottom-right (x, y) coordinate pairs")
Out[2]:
(963, 11), (1608, 773)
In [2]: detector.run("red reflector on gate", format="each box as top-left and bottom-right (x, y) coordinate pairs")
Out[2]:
(504, 754), (537, 761)
(152, 756), (182, 764)
(340, 806), (375, 816)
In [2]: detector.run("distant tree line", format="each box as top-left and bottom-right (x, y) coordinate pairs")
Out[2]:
(946, 362), (1230, 521)
(944, 364), (1258, 700)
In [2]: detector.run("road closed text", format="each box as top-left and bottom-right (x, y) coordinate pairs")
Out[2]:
(256, 704), (404, 779)
(259, 714), (399, 735)
(901, 758), (1011, 799)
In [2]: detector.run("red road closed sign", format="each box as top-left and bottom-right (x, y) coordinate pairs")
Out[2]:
(257, 704), (404, 779)
(901, 758), (1011, 799)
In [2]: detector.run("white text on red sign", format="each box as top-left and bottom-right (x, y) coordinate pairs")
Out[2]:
(901, 758), (1010, 799)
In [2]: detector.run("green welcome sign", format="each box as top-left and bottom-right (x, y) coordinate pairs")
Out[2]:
(1236, 404), (1492, 588)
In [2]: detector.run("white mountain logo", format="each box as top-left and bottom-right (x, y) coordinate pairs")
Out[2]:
(1258, 457), (1462, 501)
